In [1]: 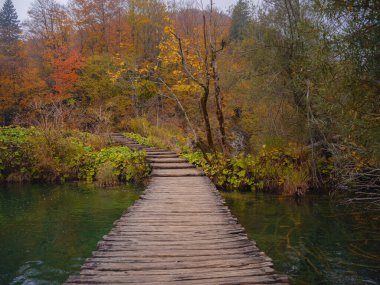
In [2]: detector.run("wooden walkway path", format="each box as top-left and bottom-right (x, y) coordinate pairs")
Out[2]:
(65, 134), (288, 284)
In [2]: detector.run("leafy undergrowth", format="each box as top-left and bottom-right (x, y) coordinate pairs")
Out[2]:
(125, 117), (189, 151)
(0, 127), (150, 184)
(123, 132), (167, 149)
(182, 146), (311, 196)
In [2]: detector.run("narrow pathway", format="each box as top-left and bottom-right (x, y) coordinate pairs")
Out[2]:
(65, 134), (288, 284)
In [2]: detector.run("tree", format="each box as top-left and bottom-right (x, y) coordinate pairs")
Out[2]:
(26, 0), (71, 50)
(315, 0), (380, 80)
(70, 0), (121, 54)
(0, 0), (22, 124)
(229, 0), (250, 41)
(0, 0), (21, 55)
(50, 48), (82, 98)
(159, 20), (214, 149)
(158, 2), (228, 152)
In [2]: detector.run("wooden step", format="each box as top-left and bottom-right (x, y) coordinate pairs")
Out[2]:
(151, 163), (195, 169)
(146, 151), (177, 155)
(146, 154), (179, 159)
(151, 169), (205, 177)
(147, 158), (187, 163)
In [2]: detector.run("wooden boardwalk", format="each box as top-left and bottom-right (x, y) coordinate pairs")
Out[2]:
(65, 134), (288, 284)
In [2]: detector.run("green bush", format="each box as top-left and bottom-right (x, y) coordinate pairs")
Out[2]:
(183, 144), (311, 195)
(95, 146), (150, 183)
(0, 127), (37, 182)
(0, 127), (150, 184)
(126, 117), (189, 151)
(123, 132), (167, 149)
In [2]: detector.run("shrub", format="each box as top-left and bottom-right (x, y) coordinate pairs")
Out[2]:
(126, 117), (189, 151)
(182, 144), (311, 195)
(96, 162), (118, 186)
(95, 146), (150, 183)
(0, 127), (37, 182)
(282, 167), (309, 196)
(124, 132), (167, 149)
(0, 127), (150, 184)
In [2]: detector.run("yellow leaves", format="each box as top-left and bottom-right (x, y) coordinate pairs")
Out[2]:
(164, 25), (173, 35)
(172, 82), (201, 94)
(172, 70), (182, 77)
(158, 20), (208, 96)
(173, 84), (192, 93)
(138, 68), (149, 75)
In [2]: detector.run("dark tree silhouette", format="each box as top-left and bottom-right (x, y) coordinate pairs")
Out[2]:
(229, 0), (250, 41)
(0, 0), (21, 54)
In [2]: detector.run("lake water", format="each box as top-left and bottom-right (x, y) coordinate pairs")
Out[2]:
(222, 192), (380, 285)
(0, 184), (141, 285)
(1, 185), (379, 284)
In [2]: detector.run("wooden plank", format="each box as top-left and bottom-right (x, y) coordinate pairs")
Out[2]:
(150, 163), (195, 169)
(146, 154), (180, 158)
(86, 256), (272, 265)
(151, 169), (205, 177)
(147, 158), (187, 163)
(66, 274), (287, 284)
(146, 151), (178, 155)
(80, 260), (272, 272)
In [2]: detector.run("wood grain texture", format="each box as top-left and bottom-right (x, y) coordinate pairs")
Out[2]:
(64, 134), (288, 284)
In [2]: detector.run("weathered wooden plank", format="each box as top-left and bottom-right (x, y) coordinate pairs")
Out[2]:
(81, 260), (273, 272)
(146, 151), (178, 155)
(108, 229), (247, 237)
(147, 154), (180, 159)
(79, 267), (275, 279)
(66, 273), (287, 284)
(96, 241), (255, 252)
(147, 158), (187, 163)
(90, 246), (268, 258)
(150, 163), (195, 169)
(112, 217), (236, 223)
(151, 169), (205, 177)
(86, 256), (271, 266)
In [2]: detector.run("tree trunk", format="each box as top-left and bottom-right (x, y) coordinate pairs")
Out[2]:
(200, 87), (214, 149)
(211, 52), (227, 153)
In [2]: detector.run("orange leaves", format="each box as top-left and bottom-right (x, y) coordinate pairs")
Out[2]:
(50, 49), (82, 99)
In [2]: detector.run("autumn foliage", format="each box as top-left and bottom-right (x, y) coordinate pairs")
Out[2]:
(0, 0), (378, 196)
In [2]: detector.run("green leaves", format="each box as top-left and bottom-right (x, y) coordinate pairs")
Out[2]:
(137, 80), (159, 100)
(0, 127), (150, 184)
(123, 132), (166, 149)
(94, 146), (150, 183)
(182, 145), (311, 195)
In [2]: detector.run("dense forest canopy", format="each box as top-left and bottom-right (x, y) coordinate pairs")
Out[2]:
(0, 0), (379, 198)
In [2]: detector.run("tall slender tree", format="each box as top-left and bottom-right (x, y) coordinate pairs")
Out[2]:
(0, 0), (21, 54)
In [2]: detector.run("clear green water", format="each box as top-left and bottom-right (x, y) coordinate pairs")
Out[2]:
(1, 185), (379, 285)
(222, 192), (380, 285)
(0, 183), (141, 285)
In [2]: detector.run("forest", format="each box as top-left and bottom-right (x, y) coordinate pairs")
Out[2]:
(0, 0), (379, 201)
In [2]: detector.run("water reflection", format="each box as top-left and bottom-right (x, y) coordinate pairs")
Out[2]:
(222, 192), (380, 285)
